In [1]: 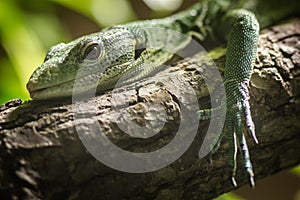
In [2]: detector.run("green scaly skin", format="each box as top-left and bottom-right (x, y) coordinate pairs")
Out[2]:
(26, 0), (299, 188)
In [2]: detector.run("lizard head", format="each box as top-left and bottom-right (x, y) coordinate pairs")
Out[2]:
(27, 26), (138, 100)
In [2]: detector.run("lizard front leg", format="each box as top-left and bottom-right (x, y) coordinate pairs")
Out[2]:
(222, 9), (259, 187)
(198, 8), (260, 187)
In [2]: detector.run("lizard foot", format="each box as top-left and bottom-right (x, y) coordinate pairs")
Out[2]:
(198, 81), (257, 187)
(226, 92), (257, 188)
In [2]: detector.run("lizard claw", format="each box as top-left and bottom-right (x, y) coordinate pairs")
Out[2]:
(249, 173), (255, 188)
(243, 95), (258, 144)
(231, 176), (237, 188)
(232, 172), (255, 188)
(246, 167), (255, 188)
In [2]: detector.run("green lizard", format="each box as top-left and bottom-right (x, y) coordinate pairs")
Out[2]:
(26, 0), (299, 188)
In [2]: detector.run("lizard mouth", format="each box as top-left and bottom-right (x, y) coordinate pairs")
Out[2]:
(27, 70), (115, 100)
(27, 78), (77, 100)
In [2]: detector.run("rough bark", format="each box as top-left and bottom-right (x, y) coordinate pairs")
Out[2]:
(0, 19), (299, 200)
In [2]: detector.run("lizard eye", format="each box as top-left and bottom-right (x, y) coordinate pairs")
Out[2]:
(83, 42), (103, 61)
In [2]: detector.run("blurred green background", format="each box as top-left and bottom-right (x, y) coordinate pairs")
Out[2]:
(0, 0), (299, 199)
